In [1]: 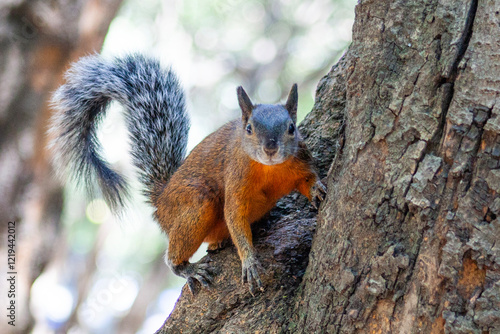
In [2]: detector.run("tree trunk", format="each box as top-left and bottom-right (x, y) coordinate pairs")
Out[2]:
(0, 1), (121, 333)
(159, 0), (500, 333)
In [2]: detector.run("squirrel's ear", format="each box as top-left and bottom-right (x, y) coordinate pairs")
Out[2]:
(285, 83), (298, 122)
(237, 86), (253, 123)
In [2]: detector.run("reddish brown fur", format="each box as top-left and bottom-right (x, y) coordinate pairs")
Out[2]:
(153, 119), (317, 266)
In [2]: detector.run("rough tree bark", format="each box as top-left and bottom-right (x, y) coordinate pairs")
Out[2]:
(0, 1), (121, 333)
(159, 0), (500, 333)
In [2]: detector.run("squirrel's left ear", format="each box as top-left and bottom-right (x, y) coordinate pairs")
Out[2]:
(285, 84), (298, 123)
(237, 86), (254, 123)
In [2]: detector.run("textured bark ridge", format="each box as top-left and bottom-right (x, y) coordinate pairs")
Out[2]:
(294, 0), (500, 332)
(161, 0), (500, 332)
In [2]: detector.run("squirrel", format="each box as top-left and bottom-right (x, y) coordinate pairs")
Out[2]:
(49, 54), (326, 293)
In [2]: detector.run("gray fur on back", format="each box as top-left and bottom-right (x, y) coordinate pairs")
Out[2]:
(49, 54), (190, 211)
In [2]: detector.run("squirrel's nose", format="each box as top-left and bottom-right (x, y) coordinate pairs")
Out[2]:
(264, 139), (278, 156)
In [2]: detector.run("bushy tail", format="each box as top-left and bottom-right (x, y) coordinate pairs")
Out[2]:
(49, 54), (189, 211)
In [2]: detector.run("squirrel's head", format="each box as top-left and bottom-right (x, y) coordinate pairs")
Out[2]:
(237, 84), (300, 166)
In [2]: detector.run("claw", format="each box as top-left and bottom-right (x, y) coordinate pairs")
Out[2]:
(310, 180), (327, 209)
(194, 274), (211, 289)
(187, 277), (197, 294)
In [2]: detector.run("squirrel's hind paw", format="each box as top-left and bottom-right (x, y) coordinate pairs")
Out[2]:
(207, 239), (232, 253)
(172, 262), (215, 294)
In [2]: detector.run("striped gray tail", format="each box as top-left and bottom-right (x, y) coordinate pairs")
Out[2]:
(49, 54), (189, 211)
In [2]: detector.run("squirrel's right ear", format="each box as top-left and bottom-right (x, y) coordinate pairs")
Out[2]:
(237, 86), (253, 123)
(285, 83), (298, 123)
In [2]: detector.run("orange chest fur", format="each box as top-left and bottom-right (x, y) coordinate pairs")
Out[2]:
(242, 158), (309, 203)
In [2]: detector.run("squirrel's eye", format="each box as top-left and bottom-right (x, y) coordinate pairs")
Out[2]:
(246, 124), (253, 135)
(288, 123), (295, 135)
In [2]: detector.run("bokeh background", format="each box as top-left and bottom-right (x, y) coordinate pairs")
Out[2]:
(0, 0), (354, 333)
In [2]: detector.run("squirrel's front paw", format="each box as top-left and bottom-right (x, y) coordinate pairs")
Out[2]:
(241, 256), (264, 294)
(311, 180), (327, 209)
